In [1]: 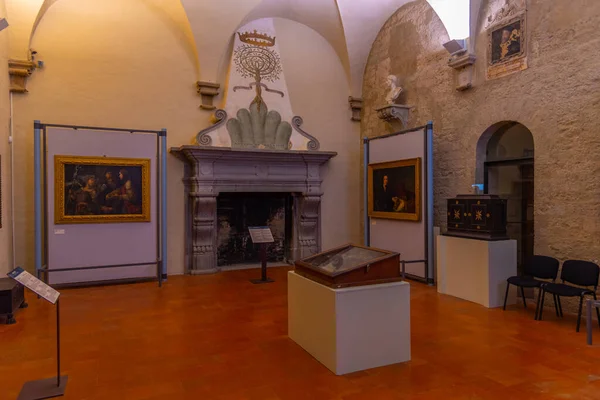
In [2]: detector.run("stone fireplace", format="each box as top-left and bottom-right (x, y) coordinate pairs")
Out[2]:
(170, 146), (336, 274)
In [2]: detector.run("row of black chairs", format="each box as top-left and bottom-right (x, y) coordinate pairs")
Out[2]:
(503, 255), (600, 332)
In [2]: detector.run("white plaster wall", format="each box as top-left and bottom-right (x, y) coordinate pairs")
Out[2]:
(5, 0), (44, 59)
(11, 0), (199, 276)
(274, 17), (361, 249)
(6, 2), (360, 277)
(180, 0), (262, 83)
(0, 0), (11, 276)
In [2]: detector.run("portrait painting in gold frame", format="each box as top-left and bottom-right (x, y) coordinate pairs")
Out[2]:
(368, 158), (421, 222)
(54, 155), (151, 224)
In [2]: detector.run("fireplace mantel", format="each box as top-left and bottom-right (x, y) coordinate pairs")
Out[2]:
(170, 145), (337, 274)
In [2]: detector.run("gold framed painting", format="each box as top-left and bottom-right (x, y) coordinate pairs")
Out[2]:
(368, 158), (421, 222)
(54, 155), (151, 224)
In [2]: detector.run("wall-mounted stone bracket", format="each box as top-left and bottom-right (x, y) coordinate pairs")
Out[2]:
(448, 51), (476, 91)
(196, 81), (220, 110)
(348, 96), (363, 122)
(9, 59), (37, 93)
(376, 104), (412, 132)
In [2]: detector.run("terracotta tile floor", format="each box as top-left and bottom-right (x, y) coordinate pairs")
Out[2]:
(1, 267), (600, 399)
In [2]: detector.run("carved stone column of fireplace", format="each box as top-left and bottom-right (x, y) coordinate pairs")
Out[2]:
(294, 194), (321, 259)
(171, 146), (337, 274)
(190, 194), (218, 273)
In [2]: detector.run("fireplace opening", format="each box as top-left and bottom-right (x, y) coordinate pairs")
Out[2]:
(217, 192), (293, 267)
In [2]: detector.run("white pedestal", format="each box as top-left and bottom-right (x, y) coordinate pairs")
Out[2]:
(287, 271), (411, 375)
(436, 235), (517, 308)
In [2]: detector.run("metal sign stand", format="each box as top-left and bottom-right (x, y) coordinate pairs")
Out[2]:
(18, 298), (68, 400)
(7, 267), (68, 399)
(248, 227), (275, 284)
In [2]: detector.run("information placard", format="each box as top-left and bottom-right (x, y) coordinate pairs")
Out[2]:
(8, 267), (60, 304)
(248, 226), (275, 244)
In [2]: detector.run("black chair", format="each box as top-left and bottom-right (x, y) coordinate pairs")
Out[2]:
(539, 260), (600, 332)
(503, 255), (560, 319)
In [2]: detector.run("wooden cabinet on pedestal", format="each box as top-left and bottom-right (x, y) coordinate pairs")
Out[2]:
(0, 278), (27, 324)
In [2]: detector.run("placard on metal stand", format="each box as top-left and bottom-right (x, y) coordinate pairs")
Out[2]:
(248, 227), (275, 284)
(8, 267), (67, 400)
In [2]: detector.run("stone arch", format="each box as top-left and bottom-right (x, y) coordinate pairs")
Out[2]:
(476, 121), (535, 269)
(475, 121), (534, 184)
(28, 0), (200, 78)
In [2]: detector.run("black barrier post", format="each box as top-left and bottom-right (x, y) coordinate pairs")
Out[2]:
(251, 243), (274, 284)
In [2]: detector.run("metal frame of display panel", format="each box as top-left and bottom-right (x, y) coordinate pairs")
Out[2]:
(33, 121), (168, 288)
(363, 122), (434, 285)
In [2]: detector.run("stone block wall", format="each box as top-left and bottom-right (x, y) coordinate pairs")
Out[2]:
(361, 0), (600, 313)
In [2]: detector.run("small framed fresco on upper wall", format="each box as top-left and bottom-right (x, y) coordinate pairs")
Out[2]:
(487, 10), (527, 80)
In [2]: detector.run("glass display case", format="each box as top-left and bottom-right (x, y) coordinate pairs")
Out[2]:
(294, 244), (401, 288)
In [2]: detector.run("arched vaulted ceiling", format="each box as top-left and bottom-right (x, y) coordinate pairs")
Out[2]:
(8, 0), (473, 98)
(335, 0), (415, 95)
(179, 0), (423, 96)
(7, 0), (199, 74)
(237, 0), (351, 89)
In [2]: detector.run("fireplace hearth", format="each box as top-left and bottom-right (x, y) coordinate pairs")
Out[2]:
(217, 192), (292, 266)
(170, 146), (336, 274)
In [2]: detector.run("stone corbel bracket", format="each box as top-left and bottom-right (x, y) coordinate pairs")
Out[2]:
(196, 81), (220, 110)
(9, 59), (37, 93)
(291, 116), (320, 151)
(348, 96), (363, 122)
(448, 51), (476, 91)
(376, 104), (412, 132)
(196, 109), (228, 146)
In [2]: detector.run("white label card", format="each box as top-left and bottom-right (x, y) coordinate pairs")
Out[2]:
(7, 267), (61, 304)
(248, 226), (275, 244)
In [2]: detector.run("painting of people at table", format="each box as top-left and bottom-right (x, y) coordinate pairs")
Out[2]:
(54, 156), (150, 224)
(369, 158), (421, 221)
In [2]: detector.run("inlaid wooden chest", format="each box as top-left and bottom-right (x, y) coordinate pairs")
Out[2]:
(446, 194), (508, 240)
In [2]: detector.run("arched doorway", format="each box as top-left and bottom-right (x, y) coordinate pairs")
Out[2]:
(476, 122), (534, 272)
